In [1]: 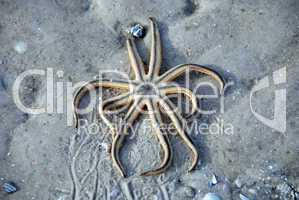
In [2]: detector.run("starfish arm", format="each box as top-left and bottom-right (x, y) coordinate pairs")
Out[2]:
(73, 79), (132, 128)
(148, 17), (162, 80)
(111, 97), (144, 177)
(159, 85), (198, 115)
(157, 64), (225, 91)
(98, 93), (133, 138)
(140, 99), (172, 176)
(158, 97), (199, 171)
(126, 38), (145, 81)
(101, 92), (132, 112)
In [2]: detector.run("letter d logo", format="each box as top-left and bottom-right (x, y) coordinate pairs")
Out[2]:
(250, 67), (286, 133)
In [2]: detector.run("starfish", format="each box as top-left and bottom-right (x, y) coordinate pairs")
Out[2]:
(73, 17), (225, 177)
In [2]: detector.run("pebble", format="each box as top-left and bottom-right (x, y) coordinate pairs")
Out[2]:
(209, 174), (218, 187)
(2, 182), (18, 194)
(14, 41), (27, 54)
(202, 193), (222, 200)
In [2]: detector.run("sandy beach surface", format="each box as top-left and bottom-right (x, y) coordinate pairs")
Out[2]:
(0, 0), (298, 199)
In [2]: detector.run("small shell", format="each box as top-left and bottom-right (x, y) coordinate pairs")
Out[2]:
(130, 24), (145, 38)
(209, 174), (218, 187)
(3, 182), (18, 194)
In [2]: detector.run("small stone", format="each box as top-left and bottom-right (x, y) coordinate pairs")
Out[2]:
(130, 24), (145, 38)
(202, 193), (222, 200)
(209, 174), (218, 187)
(186, 48), (192, 57)
(14, 41), (27, 54)
(99, 143), (109, 152)
(2, 182), (18, 194)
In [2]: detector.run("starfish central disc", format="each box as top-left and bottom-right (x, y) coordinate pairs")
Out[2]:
(135, 82), (159, 97)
